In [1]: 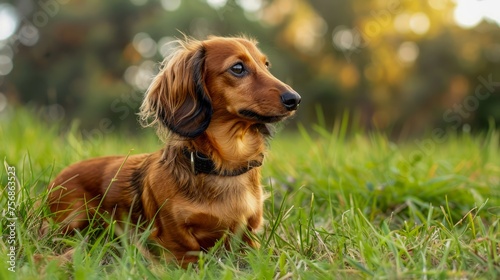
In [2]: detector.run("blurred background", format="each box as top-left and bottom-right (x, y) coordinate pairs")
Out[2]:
(0, 0), (499, 140)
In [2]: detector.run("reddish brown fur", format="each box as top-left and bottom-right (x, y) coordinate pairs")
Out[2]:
(48, 36), (300, 266)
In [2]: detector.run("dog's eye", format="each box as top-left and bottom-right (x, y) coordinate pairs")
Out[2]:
(265, 61), (270, 69)
(229, 63), (246, 76)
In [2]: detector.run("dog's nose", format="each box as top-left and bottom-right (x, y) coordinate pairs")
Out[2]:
(280, 92), (301, 111)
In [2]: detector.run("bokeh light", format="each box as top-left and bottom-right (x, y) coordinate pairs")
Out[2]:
(453, 0), (500, 29)
(332, 26), (360, 51)
(161, 0), (181, 11)
(397, 41), (419, 64)
(18, 24), (40, 47)
(206, 0), (227, 9)
(0, 45), (13, 59)
(409, 13), (430, 35)
(236, 0), (262, 12)
(0, 55), (13, 76)
(0, 92), (7, 112)
(124, 60), (156, 90)
(0, 4), (19, 41)
(133, 32), (157, 58)
(157, 36), (177, 58)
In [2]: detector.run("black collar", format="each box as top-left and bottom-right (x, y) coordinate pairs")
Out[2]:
(182, 148), (262, 176)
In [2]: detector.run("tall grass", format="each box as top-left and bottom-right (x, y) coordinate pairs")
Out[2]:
(1, 107), (499, 279)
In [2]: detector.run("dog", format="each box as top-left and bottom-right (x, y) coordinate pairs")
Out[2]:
(47, 36), (301, 266)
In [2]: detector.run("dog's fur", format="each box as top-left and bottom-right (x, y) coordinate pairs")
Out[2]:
(47, 36), (300, 266)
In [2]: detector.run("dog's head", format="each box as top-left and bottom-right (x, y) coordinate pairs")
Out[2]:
(140, 36), (301, 139)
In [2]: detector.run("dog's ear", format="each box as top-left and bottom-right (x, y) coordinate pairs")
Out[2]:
(140, 41), (212, 139)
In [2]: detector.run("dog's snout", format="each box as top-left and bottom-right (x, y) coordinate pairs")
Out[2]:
(280, 92), (301, 111)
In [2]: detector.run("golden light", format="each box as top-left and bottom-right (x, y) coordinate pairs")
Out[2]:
(394, 13), (411, 34)
(409, 13), (430, 35)
(453, 0), (500, 29)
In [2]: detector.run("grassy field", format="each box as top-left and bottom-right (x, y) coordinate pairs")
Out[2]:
(1, 108), (499, 279)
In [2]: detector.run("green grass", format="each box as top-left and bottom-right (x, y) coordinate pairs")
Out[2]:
(1, 107), (499, 279)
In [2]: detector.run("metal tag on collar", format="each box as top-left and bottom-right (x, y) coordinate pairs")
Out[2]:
(190, 151), (197, 175)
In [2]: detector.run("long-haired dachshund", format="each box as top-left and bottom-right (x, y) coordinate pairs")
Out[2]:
(48, 36), (301, 266)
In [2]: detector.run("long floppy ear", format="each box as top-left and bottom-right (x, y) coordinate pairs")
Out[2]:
(139, 40), (212, 139)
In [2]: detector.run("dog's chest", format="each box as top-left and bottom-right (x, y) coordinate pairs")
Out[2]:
(179, 186), (260, 248)
(186, 188), (258, 225)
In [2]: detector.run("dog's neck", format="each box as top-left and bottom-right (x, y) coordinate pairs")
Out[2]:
(184, 119), (268, 175)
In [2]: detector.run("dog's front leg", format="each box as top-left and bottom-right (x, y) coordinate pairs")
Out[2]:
(243, 212), (263, 248)
(154, 227), (203, 268)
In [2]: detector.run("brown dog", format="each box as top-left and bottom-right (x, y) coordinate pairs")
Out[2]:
(48, 36), (301, 266)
